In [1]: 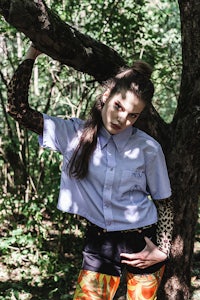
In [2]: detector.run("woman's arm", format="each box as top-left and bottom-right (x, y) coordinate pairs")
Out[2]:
(154, 197), (174, 257)
(120, 197), (173, 269)
(7, 46), (44, 135)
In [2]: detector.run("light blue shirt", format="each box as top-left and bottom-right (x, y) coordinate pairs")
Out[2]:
(39, 114), (171, 231)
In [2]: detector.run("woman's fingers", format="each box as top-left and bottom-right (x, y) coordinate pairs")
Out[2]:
(120, 236), (167, 268)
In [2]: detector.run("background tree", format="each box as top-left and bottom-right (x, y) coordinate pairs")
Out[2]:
(0, 0), (199, 299)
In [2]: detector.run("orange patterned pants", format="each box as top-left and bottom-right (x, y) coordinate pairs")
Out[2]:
(73, 266), (165, 300)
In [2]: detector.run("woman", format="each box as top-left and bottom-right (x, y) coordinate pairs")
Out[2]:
(7, 45), (173, 299)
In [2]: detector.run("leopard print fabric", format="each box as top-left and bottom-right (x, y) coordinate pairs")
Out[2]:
(154, 197), (174, 257)
(7, 59), (43, 135)
(7, 59), (174, 257)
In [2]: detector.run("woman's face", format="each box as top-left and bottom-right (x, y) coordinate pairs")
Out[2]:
(101, 90), (145, 135)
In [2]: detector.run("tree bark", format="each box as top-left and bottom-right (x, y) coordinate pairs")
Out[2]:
(0, 0), (125, 82)
(157, 1), (200, 299)
(1, 0), (200, 299)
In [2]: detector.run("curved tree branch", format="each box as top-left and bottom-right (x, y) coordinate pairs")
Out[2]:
(0, 0), (125, 82)
(0, 0), (170, 146)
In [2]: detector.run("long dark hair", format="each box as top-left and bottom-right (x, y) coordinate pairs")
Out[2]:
(68, 60), (154, 179)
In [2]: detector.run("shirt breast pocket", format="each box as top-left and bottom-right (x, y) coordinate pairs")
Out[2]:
(119, 170), (147, 196)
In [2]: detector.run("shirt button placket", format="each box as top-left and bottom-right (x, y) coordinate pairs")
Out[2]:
(103, 139), (116, 230)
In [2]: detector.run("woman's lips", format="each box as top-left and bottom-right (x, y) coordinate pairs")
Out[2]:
(111, 123), (121, 130)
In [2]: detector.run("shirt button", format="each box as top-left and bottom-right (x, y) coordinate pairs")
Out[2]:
(110, 168), (113, 171)
(105, 185), (111, 189)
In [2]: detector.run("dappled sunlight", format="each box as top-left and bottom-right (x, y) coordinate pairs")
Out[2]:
(146, 140), (157, 148)
(164, 275), (185, 299)
(171, 235), (184, 257)
(124, 206), (140, 223)
(124, 148), (140, 159)
(92, 151), (103, 166)
(58, 189), (78, 213)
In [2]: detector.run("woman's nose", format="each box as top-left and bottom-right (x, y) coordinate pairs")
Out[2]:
(117, 112), (127, 123)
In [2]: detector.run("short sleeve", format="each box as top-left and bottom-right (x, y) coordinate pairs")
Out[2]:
(38, 114), (83, 154)
(146, 145), (171, 200)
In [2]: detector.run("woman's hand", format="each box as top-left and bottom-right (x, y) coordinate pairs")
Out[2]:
(120, 236), (167, 269)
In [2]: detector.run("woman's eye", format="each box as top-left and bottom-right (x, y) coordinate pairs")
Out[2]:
(114, 102), (122, 110)
(130, 114), (139, 119)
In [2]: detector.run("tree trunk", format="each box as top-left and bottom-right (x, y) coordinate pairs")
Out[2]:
(0, 1), (200, 299)
(157, 1), (200, 299)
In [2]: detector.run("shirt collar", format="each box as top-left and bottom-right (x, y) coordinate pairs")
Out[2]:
(99, 126), (111, 149)
(99, 126), (136, 152)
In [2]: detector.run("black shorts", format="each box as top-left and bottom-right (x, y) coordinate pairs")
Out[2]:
(82, 223), (166, 277)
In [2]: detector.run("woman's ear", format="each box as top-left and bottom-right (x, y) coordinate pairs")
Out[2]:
(102, 90), (110, 103)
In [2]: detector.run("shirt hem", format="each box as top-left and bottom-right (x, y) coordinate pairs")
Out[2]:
(57, 205), (158, 232)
